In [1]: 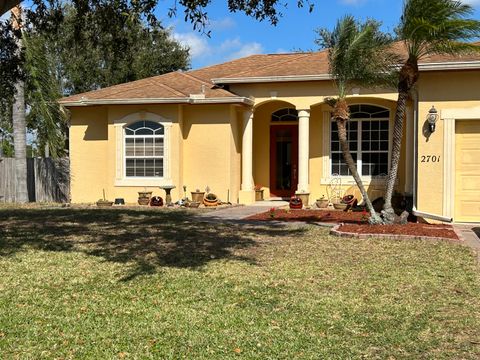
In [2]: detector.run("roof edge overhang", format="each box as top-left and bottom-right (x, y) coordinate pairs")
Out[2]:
(212, 61), (480, 84)
(212, 74), (332, 84)
(60, 96), (255, 107)
(418, 60), (480, 71)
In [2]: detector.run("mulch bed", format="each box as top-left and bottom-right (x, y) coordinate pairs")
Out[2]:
(247, 209), (459, 240)
(338, 223), (459, 240)
(246, 209), (367, 223)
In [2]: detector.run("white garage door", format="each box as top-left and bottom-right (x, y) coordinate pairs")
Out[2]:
(455, 121), (480, 222)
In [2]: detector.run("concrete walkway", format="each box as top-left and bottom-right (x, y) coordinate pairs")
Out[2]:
(196, 201), (288, 222)
(454, 224), (480, 261)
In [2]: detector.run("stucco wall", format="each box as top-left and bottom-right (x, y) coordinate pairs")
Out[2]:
(69, 104), (241, 204)
(416, 70), (480, 219)
(182, 104), (241, 203)
(251, 93), (406, 205)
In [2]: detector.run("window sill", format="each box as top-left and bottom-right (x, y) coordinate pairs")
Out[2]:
(115, 178), (173, 187)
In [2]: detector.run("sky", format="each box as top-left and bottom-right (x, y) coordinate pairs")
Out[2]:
(160, 0), (480, 69)
(4, 0), (480, 70)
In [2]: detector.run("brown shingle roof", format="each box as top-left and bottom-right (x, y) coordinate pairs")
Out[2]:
(61, 41), (480, 106)
(59, 71), (238, 105)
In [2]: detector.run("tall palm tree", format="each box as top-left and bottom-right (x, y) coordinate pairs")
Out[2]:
(24, 31), (68, 158)
(382, 0), (480, 223)
(11, 5), (28, 203)
(317, 16), (399, 224)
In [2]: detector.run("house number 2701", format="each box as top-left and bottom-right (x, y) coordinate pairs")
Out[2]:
(421, 155), (441, 163)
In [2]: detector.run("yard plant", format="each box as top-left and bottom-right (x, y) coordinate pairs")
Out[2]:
(1, 207), (479, 358)
(382, 0), (480, 223)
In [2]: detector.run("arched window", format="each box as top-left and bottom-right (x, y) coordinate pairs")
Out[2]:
(271, 108), (298, 122)
(331, 104), (390, 176)
(125, 121), (164, 177)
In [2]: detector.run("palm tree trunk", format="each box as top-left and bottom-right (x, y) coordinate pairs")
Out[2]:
(382, 91), (408, 222)
(335, 99), (382, 224)
(382, 59), (419, 224)
(12, 79), (28, 203)
(11, 5), (28, 203)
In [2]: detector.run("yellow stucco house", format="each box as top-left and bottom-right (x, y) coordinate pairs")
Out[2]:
(60, 44), (480, 223)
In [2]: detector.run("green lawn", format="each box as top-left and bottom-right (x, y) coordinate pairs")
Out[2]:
(0, 208), (479, 359)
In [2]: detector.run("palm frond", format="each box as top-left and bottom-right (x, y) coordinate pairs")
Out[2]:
(316, 15), (399, 97)
(398, 0), (480, 61)
(23, 31), (67, 158)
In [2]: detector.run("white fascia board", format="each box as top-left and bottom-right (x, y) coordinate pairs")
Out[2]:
(418, 61), (480, 71)
(212, 74), (332, 84)
(211, 61), (480, 84)
(61, 96), (254, 107)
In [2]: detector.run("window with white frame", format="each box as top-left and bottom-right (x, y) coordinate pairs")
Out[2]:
(331, 105), (390, 177)
(125, 120), (164, 177)
(271, 108), (298, 122)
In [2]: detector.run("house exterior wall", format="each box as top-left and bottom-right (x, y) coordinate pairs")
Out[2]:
(69, 104), (240, 204)
(416, 70), (480, 220)
(68, 69), (480, 222)
(246, 81), (407, 205)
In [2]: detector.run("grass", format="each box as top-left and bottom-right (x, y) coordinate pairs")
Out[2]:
(0, 207), (479, 359)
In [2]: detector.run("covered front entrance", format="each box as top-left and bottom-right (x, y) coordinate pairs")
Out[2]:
(269, 125), (298, 198)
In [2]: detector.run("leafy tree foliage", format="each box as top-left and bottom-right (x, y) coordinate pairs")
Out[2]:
(0, 3), (190, 158)
(53, 5), (190, 94)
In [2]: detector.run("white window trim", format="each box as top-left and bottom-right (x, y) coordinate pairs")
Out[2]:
(114, 112), (173, 187)
(124, 127), (165, 178)
(321, 106), (392, 185)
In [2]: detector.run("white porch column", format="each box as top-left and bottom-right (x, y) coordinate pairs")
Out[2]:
(239, 109), (255, 204)
(296, 109), (310, 194)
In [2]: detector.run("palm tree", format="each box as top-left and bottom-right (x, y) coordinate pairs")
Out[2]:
(11, 5), (28, 203)
(382, 0), (480, 223)
(316, 16), (398, 224)
(23, 31), (68, 158)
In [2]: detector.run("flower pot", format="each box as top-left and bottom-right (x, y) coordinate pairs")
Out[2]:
(295, 193), (309, 208)
(333, 202), (348, 210)
(191, 191), (205, 203)
(289, 196), (303, 210)
(255, 189), (264, 201)
(97, 200), (113, 207)
(138, 191), (152, 206)
(150, 196), (164, 207)
(203, 193), (218, 207)
(316, 199), (329, 208)
(186, 201), (200, 208)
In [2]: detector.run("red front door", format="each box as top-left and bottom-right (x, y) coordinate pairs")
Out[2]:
(270, 125), (298, 198)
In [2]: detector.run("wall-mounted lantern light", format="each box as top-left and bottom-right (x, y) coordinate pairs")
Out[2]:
(427, 106), (439, 133)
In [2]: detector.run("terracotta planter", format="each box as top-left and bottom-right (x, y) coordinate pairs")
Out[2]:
(255, 189), (264, 201)
(186, 201), (200, 208)
(97, 200), (113, 207)
(333, 202), (348, 210)
(203, 194), (218, 207)
(191, 191), (205, 203)
(289, 197), (303, 210)
(296, 193), (309, 208)
(138, 191), (152, 206)
(316, 199), (329, 208)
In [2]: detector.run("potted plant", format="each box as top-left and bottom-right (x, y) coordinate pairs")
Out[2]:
(254, 184), (264, 201)
(191, 188), (205, 203)
(316, 195), (329, 209)
(97, 189), (113, 207)
(295, 191), (310, 208)
(289, 196), (303, 210)
(138, 188), (152, 205)
(203, 192), (218, 207)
